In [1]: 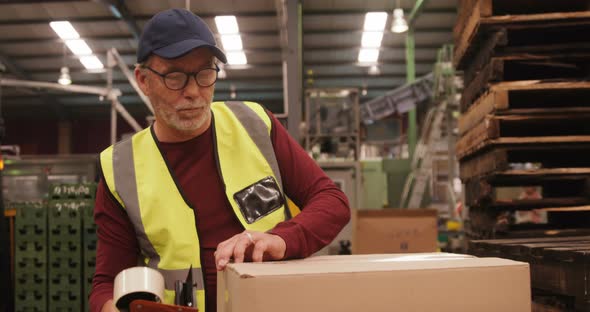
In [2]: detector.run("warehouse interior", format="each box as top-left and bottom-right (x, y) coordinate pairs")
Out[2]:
(1, 0), (589, 311)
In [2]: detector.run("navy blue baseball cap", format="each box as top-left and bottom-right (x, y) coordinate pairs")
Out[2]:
(137, 8), (227, 64)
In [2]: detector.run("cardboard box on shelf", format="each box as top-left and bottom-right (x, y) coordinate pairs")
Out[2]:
(352, 209), (438, 254)
(217, 253), (531, 312)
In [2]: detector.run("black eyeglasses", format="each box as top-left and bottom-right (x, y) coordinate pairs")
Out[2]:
(144, 64), (220, 90)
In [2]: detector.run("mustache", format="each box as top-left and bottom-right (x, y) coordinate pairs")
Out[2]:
(176, 100), (209, 110)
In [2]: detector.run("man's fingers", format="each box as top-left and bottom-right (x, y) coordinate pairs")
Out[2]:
(252, 240), (267, 262)
(215, 237), (237, 271)
(215, 231), (286, 270)
(233, 233), (253, 263)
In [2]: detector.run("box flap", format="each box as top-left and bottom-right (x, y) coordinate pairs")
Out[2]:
(226, 254), (527, 278)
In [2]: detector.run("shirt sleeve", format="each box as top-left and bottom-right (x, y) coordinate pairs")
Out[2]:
(266, 111), (351, 259)
(89, 179), (140, 312)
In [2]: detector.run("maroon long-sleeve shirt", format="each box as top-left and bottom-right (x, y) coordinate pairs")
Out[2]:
(90, 111), (350, 312)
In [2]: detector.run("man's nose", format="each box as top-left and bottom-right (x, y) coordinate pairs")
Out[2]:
(182, 75), (201, 98)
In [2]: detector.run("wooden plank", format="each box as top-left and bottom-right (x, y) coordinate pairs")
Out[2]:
(494, 113), (590, 122)
(461, 59), (504, 112)
(503, 107), (590, 115)
(454, 0), (485, 68)
(453, 0), (481, 44)
(471, 235), (590, 246)
(488, 171), (590, 186)
(473, 197), (590, 211)
(462, 54), (590, 108)
(463, 30), (508, 86)
(458, 89), (507, 135)
(542, 247), (590, 261)
(454, 6), (590, 68)
(491, 80), (590, 91)
(460, 145), (590, 180)
(498, 168), (590, 176)
(458, 113), (590, 157)
(464, 176), (590, 209)
(456, 116), (499, 158)
(459, 148), (508, 179)
(459, 80), (590, 135)
(458, 136), (590, 160)
(482, 11), (590, 27)
(540, 206), (590, 212)
(494, 136), (590, 145)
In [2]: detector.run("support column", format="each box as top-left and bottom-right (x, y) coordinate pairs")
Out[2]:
(111, 104), (117, 145)
(57, 121), (72, 154)
(285, 0), (302, 142)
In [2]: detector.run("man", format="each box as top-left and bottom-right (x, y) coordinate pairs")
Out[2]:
(90, 8), (350, 312)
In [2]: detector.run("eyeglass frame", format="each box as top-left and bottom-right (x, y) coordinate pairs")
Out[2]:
(141, 64), (220, 90)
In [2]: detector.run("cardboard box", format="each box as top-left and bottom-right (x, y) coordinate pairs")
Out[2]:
(352, 209), (438, 254)
(217, 253), (531, 312)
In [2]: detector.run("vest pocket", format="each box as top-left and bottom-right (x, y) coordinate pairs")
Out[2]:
(233, 176), (284, 224)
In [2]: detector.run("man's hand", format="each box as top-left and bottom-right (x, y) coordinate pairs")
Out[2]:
(215, 231), (286, 271)
(101, 299), (118, 312)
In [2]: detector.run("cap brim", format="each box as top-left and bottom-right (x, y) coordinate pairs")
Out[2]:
(152, 38), (227, 64)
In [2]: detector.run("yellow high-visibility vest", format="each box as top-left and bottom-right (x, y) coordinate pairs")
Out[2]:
(100, 101), (291, 311)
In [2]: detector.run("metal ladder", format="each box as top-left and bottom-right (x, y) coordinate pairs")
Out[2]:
(401, 100), (447, 208)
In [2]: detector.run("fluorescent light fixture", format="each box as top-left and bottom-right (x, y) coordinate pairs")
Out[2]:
(79, 55), (104, 70)
(49, 21), (80, 39)
(391, 8), (408, 33)
(215, 15), (239, 34)
(220, 34), (243, 51)
(65, 39), (92, 55)
(226, 51), (247, 65)
(358, 48), (379, 63)
(363, 12), (388, 31)
(361, 32), (384, 48)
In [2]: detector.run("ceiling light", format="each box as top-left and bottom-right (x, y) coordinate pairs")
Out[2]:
(361, 32), (384, 48)
(218, 66), (227, 79)
(57, 66), (71, 85)
(391, 8), (408, 33)
(65, 39), (92, 55)
(220, 34), (243, 51)
(226, 51), (247, 65)
(230, 84), (237, 99)
(49, 21), (80, 39)
(358, 48), (379, 63)
(363, 12), (388, 31)
(368, 65), (381, 75)
(79, 55), (104, 70)
(215, 16), (239, 34)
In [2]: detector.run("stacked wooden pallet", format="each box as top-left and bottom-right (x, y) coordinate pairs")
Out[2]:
(470, 236), (590, 311)
(455, 0), (590, 239)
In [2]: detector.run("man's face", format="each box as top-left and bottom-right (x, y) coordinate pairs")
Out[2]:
(136, 48), (216, 136)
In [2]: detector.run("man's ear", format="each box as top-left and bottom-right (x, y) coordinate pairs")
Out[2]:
(135, 67), (150, 96)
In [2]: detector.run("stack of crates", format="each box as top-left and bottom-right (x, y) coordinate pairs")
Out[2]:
(81, 184), (97, 312)
(14, 202), (47, 312)
(47, 183), (97, 311)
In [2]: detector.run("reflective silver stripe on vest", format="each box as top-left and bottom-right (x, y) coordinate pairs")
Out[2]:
(112, 137), (161, 268)
(112, 137), (206, 292)
(160, 267), (205, 291)
(225, 101), (283, 188)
